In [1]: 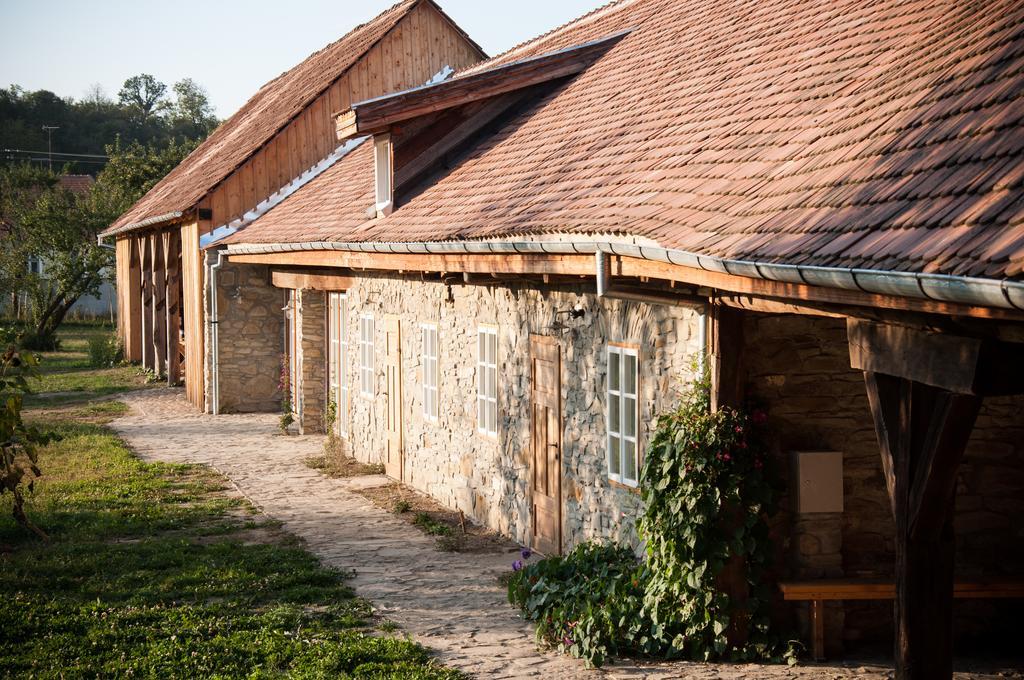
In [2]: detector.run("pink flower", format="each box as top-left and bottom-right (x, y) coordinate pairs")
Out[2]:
(752, 410), (768, 425)
(723, 453), (731, 462)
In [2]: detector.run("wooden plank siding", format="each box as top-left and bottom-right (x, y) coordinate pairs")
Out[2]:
(112, 1), (484, 409)
(203, 2), (482, 231)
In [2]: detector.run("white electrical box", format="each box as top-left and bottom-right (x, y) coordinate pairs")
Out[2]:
(794, 451), (844, 514)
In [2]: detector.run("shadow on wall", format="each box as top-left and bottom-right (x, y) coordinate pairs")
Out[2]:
(742, 312), (1024, 654)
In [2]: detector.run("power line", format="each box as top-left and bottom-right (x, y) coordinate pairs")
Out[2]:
(0, 155), (107, 165)
(0, 148), (110, 159)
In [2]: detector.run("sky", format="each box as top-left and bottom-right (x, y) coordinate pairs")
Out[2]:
(0, 0), (605, 118)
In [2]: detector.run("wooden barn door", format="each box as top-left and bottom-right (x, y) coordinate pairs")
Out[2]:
(384, 317), (403, 480)
(530, 335), (562, 555)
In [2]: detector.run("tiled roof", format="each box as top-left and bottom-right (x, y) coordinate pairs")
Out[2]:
(228, 0), (1024, 280)
(104, 0), (423, 235)
(58, 174), (95, 195)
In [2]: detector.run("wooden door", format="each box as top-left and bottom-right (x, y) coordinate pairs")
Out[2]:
(385, 317), (403, 480)
(530, 335), (562, 555)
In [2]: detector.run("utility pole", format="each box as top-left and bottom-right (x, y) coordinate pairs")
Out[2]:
(41, 125), (59, 170)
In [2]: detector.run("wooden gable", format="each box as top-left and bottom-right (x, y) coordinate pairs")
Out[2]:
(203, 1), (484, 231)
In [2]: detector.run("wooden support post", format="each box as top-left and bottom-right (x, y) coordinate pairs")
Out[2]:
(708, 303), (749, 646)
(709, 303), (744, 412)
(126, 237), (143, 362)
(139, 234), (154, 371)
(811, 599), (825, 662)
(863, 373), (980, 679)
(151, 234), (167, 378)
(163, 230), (182, 386)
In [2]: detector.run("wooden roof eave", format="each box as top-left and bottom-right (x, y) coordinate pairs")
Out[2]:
(335, 29), (631, 140)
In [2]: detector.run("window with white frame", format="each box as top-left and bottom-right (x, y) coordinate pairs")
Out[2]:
(607, 345), (639, 486)
(421, 323), (439, 421)
(328, 293), (349, 437)
(477, 326), (498, 437)
(359, 314), (375, 397)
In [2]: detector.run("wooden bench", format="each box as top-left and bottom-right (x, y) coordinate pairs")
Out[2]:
(780, 579), (1024, 661)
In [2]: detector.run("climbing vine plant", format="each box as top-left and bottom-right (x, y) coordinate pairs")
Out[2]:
(637, 372), (782, 661)
(508, 371), (796, 666)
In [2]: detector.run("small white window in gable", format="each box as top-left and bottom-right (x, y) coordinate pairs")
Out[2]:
(421, 323), (439, 421)
(477, 326), (498, 437)
(373, 133), (393, 217)
(607, 344), (639, 487)
(359, 314), (375, 398)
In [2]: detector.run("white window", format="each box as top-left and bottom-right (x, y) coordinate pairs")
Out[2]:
(27, 256), (42, 275)
(607, 345), (639, 486)
(477, 326), (498, 437)
(328, 293), (349, 437)
(373, 133), (393, 216)
(359, 314), (375, 397)
(421, 323), (439, 421)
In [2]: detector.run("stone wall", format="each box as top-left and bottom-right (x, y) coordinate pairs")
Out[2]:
(207, 260), (283, 414)
(742, 313), (1024, 652)
(333, 273), (704, 549)
(297, 289), (326, 434)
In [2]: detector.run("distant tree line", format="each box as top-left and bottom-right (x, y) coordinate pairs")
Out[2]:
(1, 74), (219, 174)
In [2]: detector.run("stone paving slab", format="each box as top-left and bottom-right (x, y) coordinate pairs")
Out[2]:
(109, 389), (1021, 680)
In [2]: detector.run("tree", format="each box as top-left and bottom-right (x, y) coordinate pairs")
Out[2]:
(118, 74), (168, 126)
(0, 164), (111, 348)
(95, 136), (200, 210)
(170, 78), (218, 138)
(82, 83), (112, 108)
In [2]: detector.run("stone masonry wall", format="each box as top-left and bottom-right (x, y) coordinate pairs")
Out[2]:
(208, 260), (283, 414)
(743, 313), (1024, 653)
(297, 289), (326, 435)
(333, 273), (704, 550)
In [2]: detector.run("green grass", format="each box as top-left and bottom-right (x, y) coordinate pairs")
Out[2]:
(0, 410), (463, 679)
(412, 512), (453, 537)
(23, 324), (150, 407)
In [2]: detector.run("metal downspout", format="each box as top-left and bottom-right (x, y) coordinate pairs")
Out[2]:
(206, 249), (227, 415)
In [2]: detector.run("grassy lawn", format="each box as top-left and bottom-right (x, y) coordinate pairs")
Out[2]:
(0, 328), (462, 678)
(23, 323), (151, 407)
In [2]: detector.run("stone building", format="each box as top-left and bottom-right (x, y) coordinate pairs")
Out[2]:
(117, 0), (1024, 676)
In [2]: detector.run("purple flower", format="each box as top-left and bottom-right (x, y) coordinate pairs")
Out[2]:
(520, 548), (532, 559)
(512, 560), (523, 572)
(563, 636), (573, 647)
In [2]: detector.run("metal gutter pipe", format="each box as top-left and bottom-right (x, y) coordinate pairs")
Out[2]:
(222, 240), (1024, 313)
(205, 248), (227, 415)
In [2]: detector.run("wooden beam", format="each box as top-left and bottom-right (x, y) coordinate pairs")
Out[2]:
(123, 237), (143, 362)
(862, 372), (982, 680)
(336, 30), (628, 139)
(850, 320), (1024, 396)
(151, 234), (167, 378)
(271, 269), (356, 291)
(849, 319), (982, 394)
(163, 230), (182, 386)
(139, 234), (154, 371)
(229, 250), (595, 277)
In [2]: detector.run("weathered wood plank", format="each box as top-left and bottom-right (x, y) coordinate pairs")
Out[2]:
(337, 31), (628, 139)
(271, 269), (356, 291)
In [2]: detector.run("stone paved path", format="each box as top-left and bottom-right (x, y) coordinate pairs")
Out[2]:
(110, 389), (1021, 680)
